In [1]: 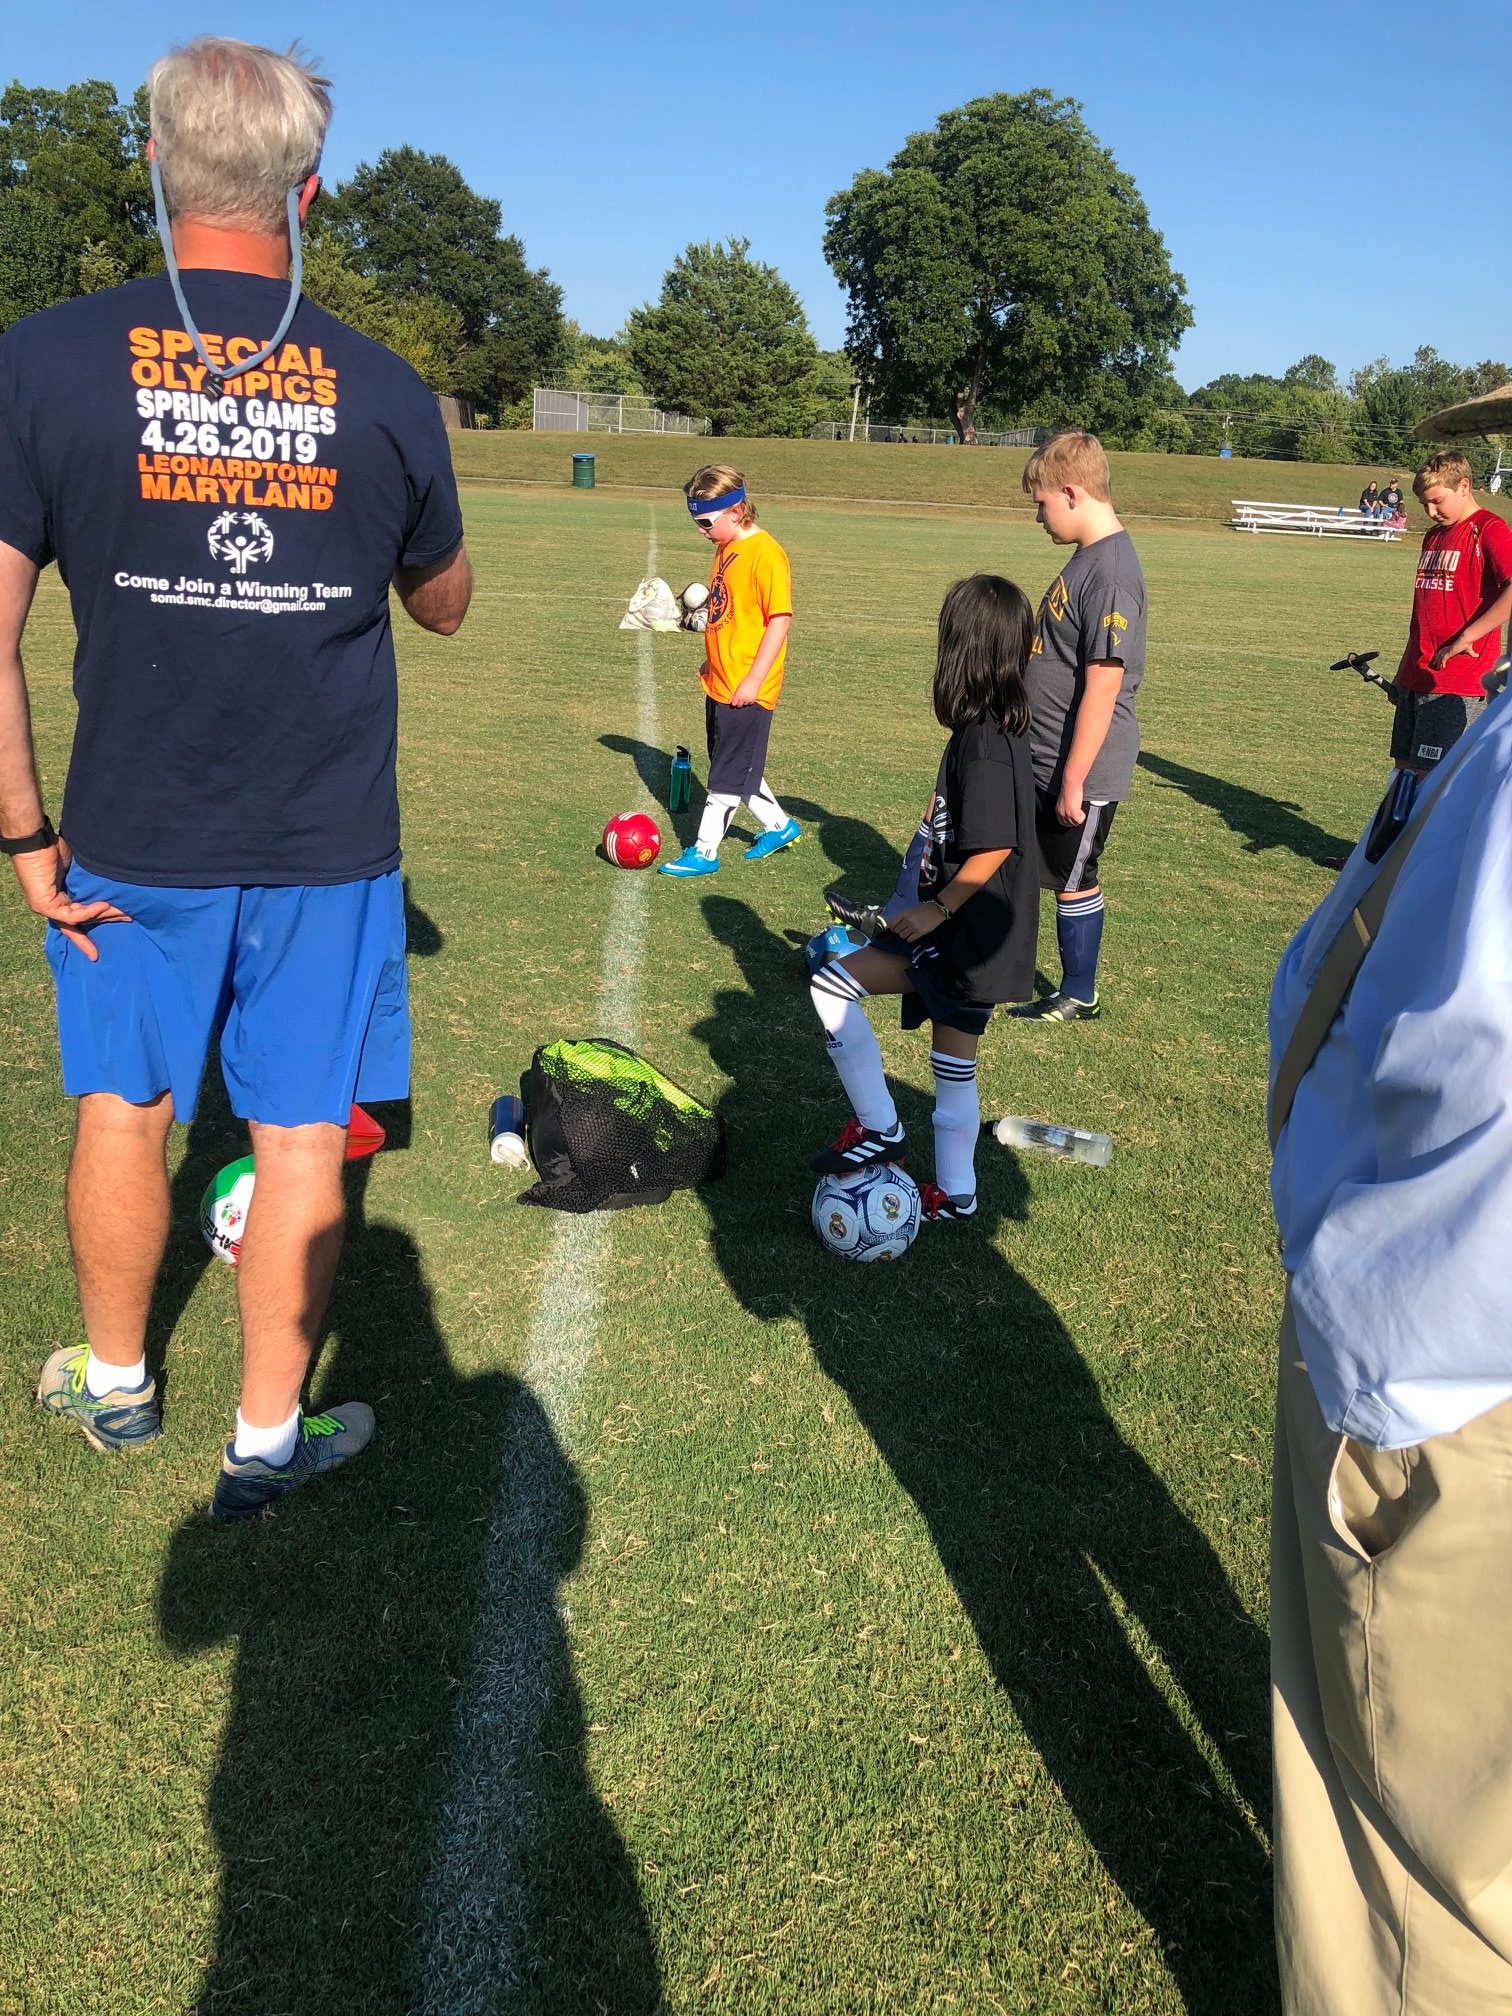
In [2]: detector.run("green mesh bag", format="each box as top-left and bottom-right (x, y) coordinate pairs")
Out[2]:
(518, 1038), (726, 1212)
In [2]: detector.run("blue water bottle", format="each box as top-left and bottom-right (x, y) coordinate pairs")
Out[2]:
(669, 746), (692, 813)
(488, 1094), (529, 1168)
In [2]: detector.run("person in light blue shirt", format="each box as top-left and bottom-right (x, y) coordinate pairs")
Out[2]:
(1267, 692), (1512, 2013)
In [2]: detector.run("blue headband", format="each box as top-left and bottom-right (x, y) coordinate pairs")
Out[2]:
(688, 486), (745, 518)
(149, 151), (306, 395)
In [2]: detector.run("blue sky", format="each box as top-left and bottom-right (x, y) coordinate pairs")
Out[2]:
(8, 0), (1510, 392)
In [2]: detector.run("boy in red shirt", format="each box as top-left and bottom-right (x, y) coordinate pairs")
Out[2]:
(1391, 450), (1512, 774)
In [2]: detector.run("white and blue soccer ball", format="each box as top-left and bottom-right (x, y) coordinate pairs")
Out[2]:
(803, 921), (867, 980)
(811, 1164), (921, 1262)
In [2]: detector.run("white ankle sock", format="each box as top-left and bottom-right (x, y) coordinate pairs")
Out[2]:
(931, 1050), (979, 1198)
(85, 1350), (146, 1397)
(695, 791), (740, 854)
(746, 777), (788, 832)
(233, 1408), (300, 1467)
(810, 963), (899, 1133)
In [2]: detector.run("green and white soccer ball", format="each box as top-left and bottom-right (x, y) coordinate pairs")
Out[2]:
(201, 1155), (255, 1267)
(811, 1164), (921, 1261)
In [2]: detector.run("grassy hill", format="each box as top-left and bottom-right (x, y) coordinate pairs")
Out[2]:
(447, 428), (1488, 532)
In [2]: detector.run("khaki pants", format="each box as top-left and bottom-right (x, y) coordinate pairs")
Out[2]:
(1272, 1310), (1512, 2014)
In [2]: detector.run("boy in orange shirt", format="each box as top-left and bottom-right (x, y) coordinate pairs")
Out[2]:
(659, 463), (801, 877)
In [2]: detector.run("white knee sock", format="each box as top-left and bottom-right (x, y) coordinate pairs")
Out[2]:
(695, 791), (740, 855)
(810, 963), (899, 1133)
(233, 1407), (301, 1468)
(747, 776), (787, 832)
(931, 1050), (979, 1198)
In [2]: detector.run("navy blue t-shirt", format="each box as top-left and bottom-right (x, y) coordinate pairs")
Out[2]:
(0, 270), (464, 886)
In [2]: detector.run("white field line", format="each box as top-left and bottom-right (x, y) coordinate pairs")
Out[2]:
(416, 526), (658, 2016)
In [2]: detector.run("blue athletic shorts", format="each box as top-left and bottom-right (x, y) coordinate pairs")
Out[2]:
(46, 868), (410, 1126)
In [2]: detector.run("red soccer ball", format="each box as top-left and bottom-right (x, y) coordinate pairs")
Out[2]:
(603, 811), (662, 869)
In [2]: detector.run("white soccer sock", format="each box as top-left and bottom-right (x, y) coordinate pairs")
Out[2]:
(233, 1407), (301, 1468)
(85, 1350), (147, 1397)
(810, 963), (899, 1134)
(931, 1050), (979, 1198)
(695, 791), (740, 855)
(746, 776), (788, 832)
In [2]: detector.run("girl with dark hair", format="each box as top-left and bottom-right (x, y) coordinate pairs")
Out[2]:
(808, 574), (1040, 1221)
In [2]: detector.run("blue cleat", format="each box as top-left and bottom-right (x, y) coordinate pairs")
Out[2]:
(658, 846), (720, 878)
(210, 1404), (375, 1522)
(37, 1345), (161, 1454)
(743, 818), (801, 861)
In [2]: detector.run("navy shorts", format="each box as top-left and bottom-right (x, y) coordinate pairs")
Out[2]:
(870, 930), (994, 1037)
(706, 696), (774, 796)
(1036, 792), (1118, 894)
(47, 867), (410, 1125)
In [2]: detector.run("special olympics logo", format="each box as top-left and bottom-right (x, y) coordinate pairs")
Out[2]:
(208, 511), (275, 574)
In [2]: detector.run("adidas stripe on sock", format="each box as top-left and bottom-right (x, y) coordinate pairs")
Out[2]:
(1056, 888), (1105, 1003)
(930, 1049), (979, 1199)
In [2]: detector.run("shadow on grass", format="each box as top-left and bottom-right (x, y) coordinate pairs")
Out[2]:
(691, 889), (1277, 2015)
(598, 734), (913, 891)
(149, 891), (660, 2016)
(1138, 750), (1355, 862)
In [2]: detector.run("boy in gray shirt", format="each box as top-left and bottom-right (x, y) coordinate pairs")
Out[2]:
(1012, 431), (1147, 1021)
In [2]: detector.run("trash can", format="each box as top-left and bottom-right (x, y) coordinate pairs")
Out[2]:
(572, 453), (596, 489)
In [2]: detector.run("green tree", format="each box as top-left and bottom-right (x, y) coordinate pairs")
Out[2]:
(0, 187), (76, 326)
(1283, 354), (1339, 393)
(559, 324), (642, 396)
(823, 91), (1190, 444)
(0, 79), (156, 263)
(321, 147), (566, 411)
(626, 238), (829, 437)
(300, 232), (463, 390)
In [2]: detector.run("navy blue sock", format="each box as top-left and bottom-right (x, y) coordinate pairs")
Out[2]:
(1056, 890), (1104, 1002)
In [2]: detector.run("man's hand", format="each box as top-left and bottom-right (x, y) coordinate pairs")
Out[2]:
(12, 838), (130, 959)
(889, 901), (943, 944)
(728, 673), (764, 709)
(1056, 775), (1088, 828)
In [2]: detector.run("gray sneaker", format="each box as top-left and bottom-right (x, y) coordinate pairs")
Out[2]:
(210, 1404), (375, 1522)
(37, 1345), (161, 1453)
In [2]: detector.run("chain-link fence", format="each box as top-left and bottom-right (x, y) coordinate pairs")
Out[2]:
(809, 421), (1051, 447)
(532, 388), (709, 435)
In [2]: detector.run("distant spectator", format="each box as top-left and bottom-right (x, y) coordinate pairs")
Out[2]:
(1383, 477), (1405, 518)
(1359, 480), (1381, 518)
(1388, 449), (1512, 777)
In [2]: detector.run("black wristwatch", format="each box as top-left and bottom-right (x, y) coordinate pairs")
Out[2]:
(0, 816), (57, 856)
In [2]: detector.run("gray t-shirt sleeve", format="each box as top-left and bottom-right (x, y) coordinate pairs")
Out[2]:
(1078, 541), (1146, 671)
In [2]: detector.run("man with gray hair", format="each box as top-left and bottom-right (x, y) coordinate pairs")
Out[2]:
(0, 39), (472, 1518)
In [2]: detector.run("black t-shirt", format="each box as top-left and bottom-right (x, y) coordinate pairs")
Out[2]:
(0, 270), (464, 886)
(916, 714), (1039, 1004)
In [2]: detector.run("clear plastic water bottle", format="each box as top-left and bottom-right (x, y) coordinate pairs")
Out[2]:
(988, 1115), (1112, 1166)
(669, 746), (692, 813)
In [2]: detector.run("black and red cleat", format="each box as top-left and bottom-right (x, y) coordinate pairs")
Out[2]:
(809, 1116), (906, 1176)
(919, 1182), (978, 1222)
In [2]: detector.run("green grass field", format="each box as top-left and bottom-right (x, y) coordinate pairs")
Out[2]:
(0, 454), (1415, 2014)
